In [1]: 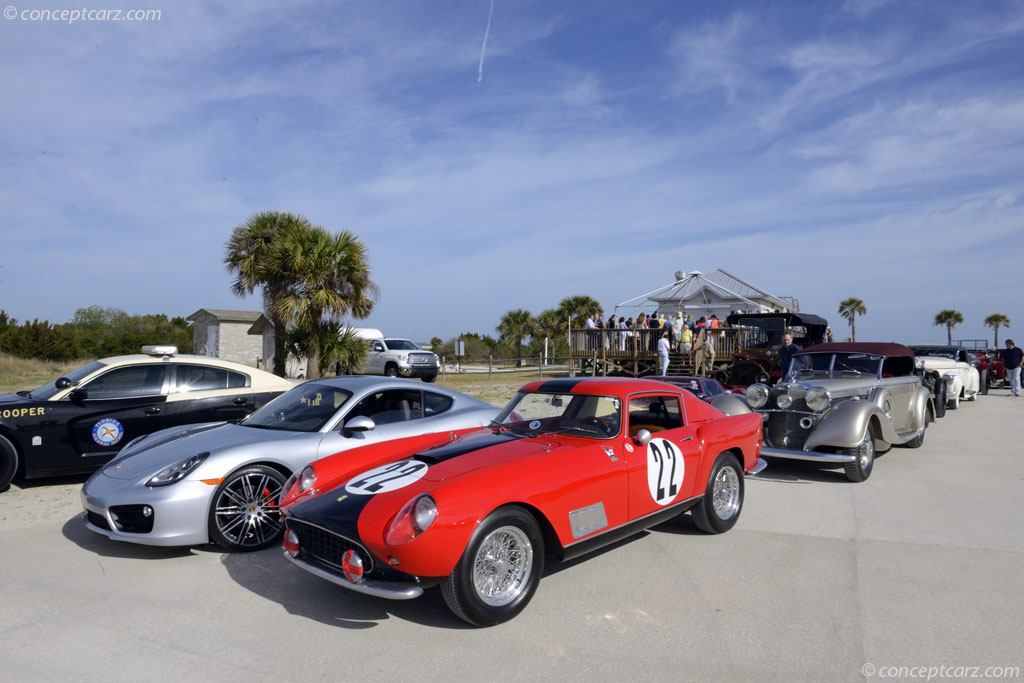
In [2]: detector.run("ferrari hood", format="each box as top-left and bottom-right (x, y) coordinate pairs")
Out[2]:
(101, 423), (312, 481)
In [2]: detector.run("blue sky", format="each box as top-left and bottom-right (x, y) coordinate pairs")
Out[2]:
(1, 0), (1022, 345)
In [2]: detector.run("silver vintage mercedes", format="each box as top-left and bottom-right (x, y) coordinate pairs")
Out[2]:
(81, 377), (499, 551)
(713, 343), (935, 482)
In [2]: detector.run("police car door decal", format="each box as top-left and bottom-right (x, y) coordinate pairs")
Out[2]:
(647, 437), (684, 505)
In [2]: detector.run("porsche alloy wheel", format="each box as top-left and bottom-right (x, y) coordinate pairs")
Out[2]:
(441, 505), (544, 627)
(692, 454), (744, 534)
(208, 465), (286, 552)
(843, 426), (875, 483)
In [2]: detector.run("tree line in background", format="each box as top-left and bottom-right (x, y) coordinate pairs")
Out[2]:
(837, 298), (1011, 346)
(0, 307), (192, 361)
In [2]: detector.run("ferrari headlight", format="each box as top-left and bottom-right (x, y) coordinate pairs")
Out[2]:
(298, 465), (316, 494)
(145, 452), (209, 487)
(806, 387), (831, 412)
(746, 383), (769, 409)
(776, 393), (793, 409)
(385, 494), (437, 545)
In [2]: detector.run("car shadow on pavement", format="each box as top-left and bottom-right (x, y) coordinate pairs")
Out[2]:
(219, 548), (472, 630)
(61, 513), (195, 559)
(747, 457), (881, 484)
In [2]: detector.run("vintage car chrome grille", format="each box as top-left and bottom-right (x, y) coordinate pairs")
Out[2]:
(765, 411), (811, 450)
(288, 519), (374, 574)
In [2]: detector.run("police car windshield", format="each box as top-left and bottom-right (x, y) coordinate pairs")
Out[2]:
(240, 384), (353, 432)
(32, 361), (107, 400)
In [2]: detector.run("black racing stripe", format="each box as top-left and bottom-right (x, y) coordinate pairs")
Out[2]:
(414, 431), (526, 465)
(286, 482), (375, 535)
(536, 378), (587, 393)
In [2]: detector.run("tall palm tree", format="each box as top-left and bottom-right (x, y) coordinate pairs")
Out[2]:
(272, 223), (377, 379)
(984, 313), (1010, 348)
(287, 323), (369, 376)
(497, 309), (536, 367)
(535, 308), (564, 359)
(224, 211), (312, 376)
(934, 310), (964, 345)
(558, 295), (603, 332)
(838, 298), (867, 342)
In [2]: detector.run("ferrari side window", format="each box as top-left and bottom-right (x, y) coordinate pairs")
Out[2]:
(628, 395), (683, 435)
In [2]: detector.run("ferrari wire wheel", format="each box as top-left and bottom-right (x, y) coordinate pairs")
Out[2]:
(211, 467), (285, 551)
(471, 525), (534, 606)
(711, 464), (741, 520)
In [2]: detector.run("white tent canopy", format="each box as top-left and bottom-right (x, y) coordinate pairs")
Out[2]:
(615, 269), (797, 319)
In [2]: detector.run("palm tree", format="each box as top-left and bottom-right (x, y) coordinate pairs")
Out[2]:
(984, 313), (1010, 348)
(497, 309), (536, 367)
(535, 308), (564, 360)
(271, 223), (377, 379)
(838, 298), (867, 342)
(287, 323), (370, 376)
(225, 211), (312, 376)
(934, 310), (964, 345)
(558, 295), (603, 327)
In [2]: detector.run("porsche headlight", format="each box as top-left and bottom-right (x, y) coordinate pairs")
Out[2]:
(297, 465), (316, 494)
(806, 387), (831, 412)
(145, 452), (209, 487)
(746, 383), (769, 409)
(776, 393), (793, 409)
(385, 494), (437, 545)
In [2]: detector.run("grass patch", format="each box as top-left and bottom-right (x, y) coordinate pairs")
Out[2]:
(0, 353), (92, 394)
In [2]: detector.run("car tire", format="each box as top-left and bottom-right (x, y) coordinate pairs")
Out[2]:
(440, 505), (544, 627)
(904, 424), (925, 449)
(691, 453), (744, 534)
(0, 434), (18, 493)
(208, 465), (287, 552)
(843, 424), (875, 483)
(423, 374), (437, 383)
(933, 379), (946, 418)
(948, 394), (959, 410)
(384, 364), (399, 378)
(979, 370), (988, 396)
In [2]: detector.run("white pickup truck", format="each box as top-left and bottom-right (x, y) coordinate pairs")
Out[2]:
(353, 328), (440, 382)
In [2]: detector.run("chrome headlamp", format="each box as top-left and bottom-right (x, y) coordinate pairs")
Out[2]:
(805, 387), (832, 412)
(776, 393), (793, 409)
(746, 383), (770, 409)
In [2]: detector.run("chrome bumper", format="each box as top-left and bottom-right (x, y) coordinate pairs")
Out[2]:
(746, 458), (768, 475)
(760, 447), (855, 463)
(283, 550), (424, 600)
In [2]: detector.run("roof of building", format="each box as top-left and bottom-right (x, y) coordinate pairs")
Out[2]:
(639, 269), (792, 310)
(187, 309), (263, 323)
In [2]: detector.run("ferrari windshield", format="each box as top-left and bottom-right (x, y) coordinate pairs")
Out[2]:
(788, 353), (882, 378)
(494, 391), (622, 439)
(241, 384), (352, 432)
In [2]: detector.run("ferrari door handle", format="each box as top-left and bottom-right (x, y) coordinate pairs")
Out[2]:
(145, 407), (161, 415)
(678, 436), (694, 442)
(232, 397), (250, 405)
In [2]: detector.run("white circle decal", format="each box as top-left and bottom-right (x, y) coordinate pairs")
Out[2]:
(345, 459), (428, 495)
(646, 437), (685, 505)
(529, 420), (541, 430)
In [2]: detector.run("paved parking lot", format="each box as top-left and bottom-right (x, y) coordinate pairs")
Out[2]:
(2, 392), (1022, 682)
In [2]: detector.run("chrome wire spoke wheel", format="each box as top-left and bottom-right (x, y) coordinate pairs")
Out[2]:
(471, 525), (534, 606)
(214, 472), (283, 547)
(712, 465), (741, 520)
(858, 434), (874, 472)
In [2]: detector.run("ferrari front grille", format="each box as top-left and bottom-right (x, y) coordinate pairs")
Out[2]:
(287, 519), (374, 574)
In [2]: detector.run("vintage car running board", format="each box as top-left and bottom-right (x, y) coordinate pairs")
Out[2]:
(760, 447), (855, 463)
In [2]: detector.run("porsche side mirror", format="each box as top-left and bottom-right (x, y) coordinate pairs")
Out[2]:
(343, 415), (376, 434)
(634, 429), (652, 445)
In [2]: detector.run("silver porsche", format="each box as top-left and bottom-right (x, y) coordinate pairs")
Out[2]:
(81, 377), (499, 551)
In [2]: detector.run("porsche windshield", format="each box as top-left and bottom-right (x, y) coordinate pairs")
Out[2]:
(788, 353), (882, 378)
(494, 391), (622, 439)
(241, 384), (352, 432)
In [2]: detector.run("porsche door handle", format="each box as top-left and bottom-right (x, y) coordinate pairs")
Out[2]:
(145, 407), (161, 415)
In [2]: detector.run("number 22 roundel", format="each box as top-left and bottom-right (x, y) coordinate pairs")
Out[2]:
(345, 460), (428, 495)
(646, 438), (685, 505)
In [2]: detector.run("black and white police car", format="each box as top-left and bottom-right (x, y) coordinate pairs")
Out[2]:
(0, 346), (294, 492)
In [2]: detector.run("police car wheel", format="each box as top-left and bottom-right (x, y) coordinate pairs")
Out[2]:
(208, 465), (287, 552)
(0, 434), (18, 493)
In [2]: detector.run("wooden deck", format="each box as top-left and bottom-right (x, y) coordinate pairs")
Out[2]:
(568, 328), (744, 377)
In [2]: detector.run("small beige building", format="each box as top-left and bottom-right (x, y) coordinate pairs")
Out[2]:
(247, 314), (307, 378)
(186, 309), (265, 368)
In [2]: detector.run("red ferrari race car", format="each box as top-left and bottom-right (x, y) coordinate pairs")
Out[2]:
(278, 377), (765, 626)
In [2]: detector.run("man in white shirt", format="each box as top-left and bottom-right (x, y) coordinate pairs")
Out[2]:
(658, 332), (671, 375)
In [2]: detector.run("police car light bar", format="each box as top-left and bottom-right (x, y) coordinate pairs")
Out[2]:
(141, 346), (178, 356)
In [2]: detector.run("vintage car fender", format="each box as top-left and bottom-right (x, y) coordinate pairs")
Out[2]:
(804, 399), (896, 451)
(710, 393), (752, 416)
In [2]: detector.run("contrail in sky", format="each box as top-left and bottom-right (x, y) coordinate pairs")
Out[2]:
(477, 0), (495, 84)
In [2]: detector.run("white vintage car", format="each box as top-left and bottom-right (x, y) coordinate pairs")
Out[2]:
(909, 345), (981, 410)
